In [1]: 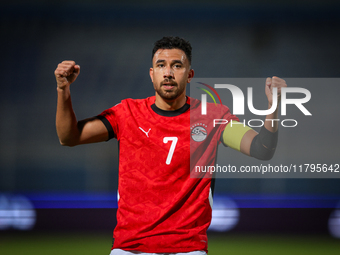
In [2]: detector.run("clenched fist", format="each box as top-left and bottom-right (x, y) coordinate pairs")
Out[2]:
(55, 60), (80, 90)
(265, 76), (287, 107)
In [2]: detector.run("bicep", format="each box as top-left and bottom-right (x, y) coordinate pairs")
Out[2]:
(77, 117), (109, 144)
(222, 121), (278, 160)
(239, 129), (258, 156)
(222, 121), (257, 156)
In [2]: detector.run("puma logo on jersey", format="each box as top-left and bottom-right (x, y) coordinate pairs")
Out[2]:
(139, 127), (151, 137)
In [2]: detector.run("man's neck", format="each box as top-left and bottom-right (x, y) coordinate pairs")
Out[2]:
(155, 94), (187, 111)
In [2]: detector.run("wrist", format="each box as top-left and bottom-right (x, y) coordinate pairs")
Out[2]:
(57, 86), (71, 100)
(57, 85), (70, 92)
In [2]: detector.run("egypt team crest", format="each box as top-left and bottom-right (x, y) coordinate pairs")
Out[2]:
(191, 124), (208, 142)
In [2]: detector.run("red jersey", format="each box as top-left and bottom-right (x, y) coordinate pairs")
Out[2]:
(98, 96), (238, 253)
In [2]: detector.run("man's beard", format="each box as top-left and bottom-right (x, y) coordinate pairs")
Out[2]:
(155, 80), (185, 101)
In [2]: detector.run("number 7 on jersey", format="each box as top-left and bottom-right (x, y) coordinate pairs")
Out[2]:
(163, 137), (178, 165)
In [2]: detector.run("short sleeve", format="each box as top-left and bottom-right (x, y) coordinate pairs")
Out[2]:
(97, 103), (121, 140)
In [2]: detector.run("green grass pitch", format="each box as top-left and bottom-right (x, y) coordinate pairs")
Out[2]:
(1, 232), (340, 255)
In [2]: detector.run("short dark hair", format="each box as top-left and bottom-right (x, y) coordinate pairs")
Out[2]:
(152, 36), (192, 64)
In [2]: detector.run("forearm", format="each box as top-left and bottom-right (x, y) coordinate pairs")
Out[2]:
(239, 77), (286, 160)
(249, 104), (279, 160)
(56, 87), (80, 146)
(264, 103), (279, 133)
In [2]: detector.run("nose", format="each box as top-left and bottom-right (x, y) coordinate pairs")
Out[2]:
(163, 66), (174, 79)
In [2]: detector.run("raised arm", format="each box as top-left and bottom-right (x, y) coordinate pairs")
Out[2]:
(223, 76), (287, 160)
(55, 60), (108, 146)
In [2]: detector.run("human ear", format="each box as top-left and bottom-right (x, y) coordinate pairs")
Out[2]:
(149, 67), (154, 82)
(187, 69), (194, 83)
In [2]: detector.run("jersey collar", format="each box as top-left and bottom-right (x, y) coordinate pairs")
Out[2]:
(151, 96), (190, 117)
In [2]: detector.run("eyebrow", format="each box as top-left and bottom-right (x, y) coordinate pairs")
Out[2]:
(172, 60), (183, 64)
(155, 59), (184, 64)
(155, 59), (165, 64)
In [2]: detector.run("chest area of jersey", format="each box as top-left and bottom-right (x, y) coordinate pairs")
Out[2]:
(118, 115), (190, 168)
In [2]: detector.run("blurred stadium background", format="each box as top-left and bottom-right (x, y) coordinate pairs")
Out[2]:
(1, 0), (340, 254)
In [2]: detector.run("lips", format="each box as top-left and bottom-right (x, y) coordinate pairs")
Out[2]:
(161, 81), (177, 90)
(163, 85), (175, 90)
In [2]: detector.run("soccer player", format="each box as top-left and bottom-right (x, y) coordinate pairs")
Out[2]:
(55, 36), (287, 255)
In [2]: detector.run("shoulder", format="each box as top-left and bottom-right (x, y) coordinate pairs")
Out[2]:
(188, 96), (233, 116)
(123, 96), (155, 106)
(106, 96), (154, 111)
